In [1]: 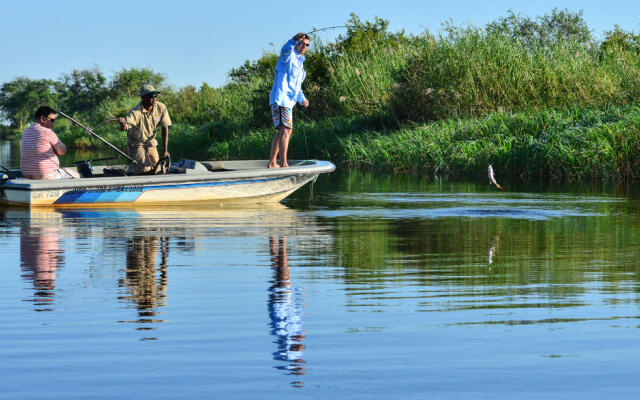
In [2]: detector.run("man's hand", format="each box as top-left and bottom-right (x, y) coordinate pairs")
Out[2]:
(163, 151), (170, 160)
(117, 117), (127, 131)
(301, 99), (309, 108)
(293, 32), (306, 42)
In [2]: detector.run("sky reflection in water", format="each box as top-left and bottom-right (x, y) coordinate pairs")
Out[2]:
(2, 174), (640, 398)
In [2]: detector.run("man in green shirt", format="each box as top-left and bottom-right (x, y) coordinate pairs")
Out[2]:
(118, 84), (172, 174)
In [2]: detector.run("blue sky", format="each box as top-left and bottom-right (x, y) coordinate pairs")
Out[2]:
(1, 0), (638, 89)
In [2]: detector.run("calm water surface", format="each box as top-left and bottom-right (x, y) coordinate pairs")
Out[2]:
(2, 142), (640, 398)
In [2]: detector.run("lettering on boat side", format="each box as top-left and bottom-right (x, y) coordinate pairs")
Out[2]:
(66, 185), (144, 194)
(32, 191), (59, 199)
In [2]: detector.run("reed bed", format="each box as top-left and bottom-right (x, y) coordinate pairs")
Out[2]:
(207, 106), (640, 181)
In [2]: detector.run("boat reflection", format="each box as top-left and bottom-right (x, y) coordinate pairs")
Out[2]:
(268, 236), (306, 387)
(19, 211), (64, 312)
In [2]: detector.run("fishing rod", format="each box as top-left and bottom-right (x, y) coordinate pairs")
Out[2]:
(307, 25), (347, 35)
(94, 118), (135, 130)
(57, 110), (136, 164)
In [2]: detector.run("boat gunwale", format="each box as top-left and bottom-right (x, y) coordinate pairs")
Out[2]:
(1, 160), (335, 191)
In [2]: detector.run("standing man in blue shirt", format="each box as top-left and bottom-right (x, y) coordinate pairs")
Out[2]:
(268, 32), (310, 168)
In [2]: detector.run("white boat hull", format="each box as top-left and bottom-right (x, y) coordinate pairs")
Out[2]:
(0, 159), (335, 207)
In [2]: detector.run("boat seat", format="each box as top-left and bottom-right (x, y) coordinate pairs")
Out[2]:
(104, 168), (127, 177)
(175, 159), (210, 174)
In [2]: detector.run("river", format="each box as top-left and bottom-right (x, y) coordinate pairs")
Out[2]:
(2, 141), (640, 399)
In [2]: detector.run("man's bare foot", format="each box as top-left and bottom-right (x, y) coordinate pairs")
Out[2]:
(281, 162), (289, 168)
(268, 162), (280, 168)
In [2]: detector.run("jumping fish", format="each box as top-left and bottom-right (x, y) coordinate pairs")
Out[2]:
(488, 164), (504, 190)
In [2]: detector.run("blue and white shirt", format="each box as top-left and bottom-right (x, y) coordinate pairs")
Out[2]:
(269, 39), (307, 108)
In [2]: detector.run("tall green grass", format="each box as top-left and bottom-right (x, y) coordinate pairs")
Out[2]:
(203, 105), (640, 181)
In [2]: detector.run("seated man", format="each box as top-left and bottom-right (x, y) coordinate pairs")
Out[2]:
(20, 106), (80, 179)
(118, 84), (172, 174)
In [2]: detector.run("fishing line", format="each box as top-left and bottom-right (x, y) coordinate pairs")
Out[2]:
(301, 107), (310, 159)
(42, 153), (77, 179)
(92, 119), (139, 168)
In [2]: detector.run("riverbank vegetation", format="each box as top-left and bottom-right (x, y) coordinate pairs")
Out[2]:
(3, 9), (640, 180)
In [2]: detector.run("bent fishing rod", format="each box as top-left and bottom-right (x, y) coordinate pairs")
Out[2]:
(307, 25), (347, 35)
(57, 110), (136, 164)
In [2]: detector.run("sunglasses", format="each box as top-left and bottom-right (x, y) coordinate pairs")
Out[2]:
(298, 42), (310, 48)
(47, 117), (56, 124)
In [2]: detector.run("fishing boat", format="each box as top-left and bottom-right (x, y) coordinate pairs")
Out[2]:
(0, 159), (335, 207)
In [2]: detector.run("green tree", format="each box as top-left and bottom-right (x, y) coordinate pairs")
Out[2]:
(486, 8), (593, 47)
(58, 67), (108, 115)
(0, 77), (58, 130)
(332, 13), (407, 55)
(601, 25), (640, 53)
(109, 67), (166, 97)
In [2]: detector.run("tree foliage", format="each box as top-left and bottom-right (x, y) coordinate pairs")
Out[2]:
(58, 67), (108, 114)
(486, 8), (592, 47)
(0, 66), (165, 130)
(109, 67), (166, 97)
(0, 78), (58, 130)
(331, 13), (407, 55)
(600, 25), (640, 53)
(2, 9), (640, 145)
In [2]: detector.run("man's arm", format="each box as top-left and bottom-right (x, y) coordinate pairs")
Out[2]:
(280, 33), (307, 62)
(118, 109), (139, 130)
(280, 39), (297, 63)
(161, 126), (169, 159)
(52, 140), (67, 156)
(297, 93), (309, 107)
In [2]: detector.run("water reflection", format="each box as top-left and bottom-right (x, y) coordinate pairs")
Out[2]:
(5, 169), (640, 397)
(268, 236), (306, 387)
(19, 211), (64, 312)
(487, 235), (499, 265)
(118, 233), (170, 338)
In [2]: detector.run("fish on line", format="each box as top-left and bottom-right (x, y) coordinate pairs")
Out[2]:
(488, 164), (504, 190)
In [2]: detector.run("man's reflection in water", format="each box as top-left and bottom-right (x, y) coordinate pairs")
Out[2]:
(268, 236), (306, 387)
(20, 217), (64, 312)
(118, 234), (169, 338)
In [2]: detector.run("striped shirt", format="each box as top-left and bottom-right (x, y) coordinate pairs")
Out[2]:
(20, 123), (62, 179)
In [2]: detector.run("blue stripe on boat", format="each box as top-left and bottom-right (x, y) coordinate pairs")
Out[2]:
(53, 176), (289, 204)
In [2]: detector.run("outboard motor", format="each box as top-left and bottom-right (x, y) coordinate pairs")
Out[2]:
(0, 166), (19, 182)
